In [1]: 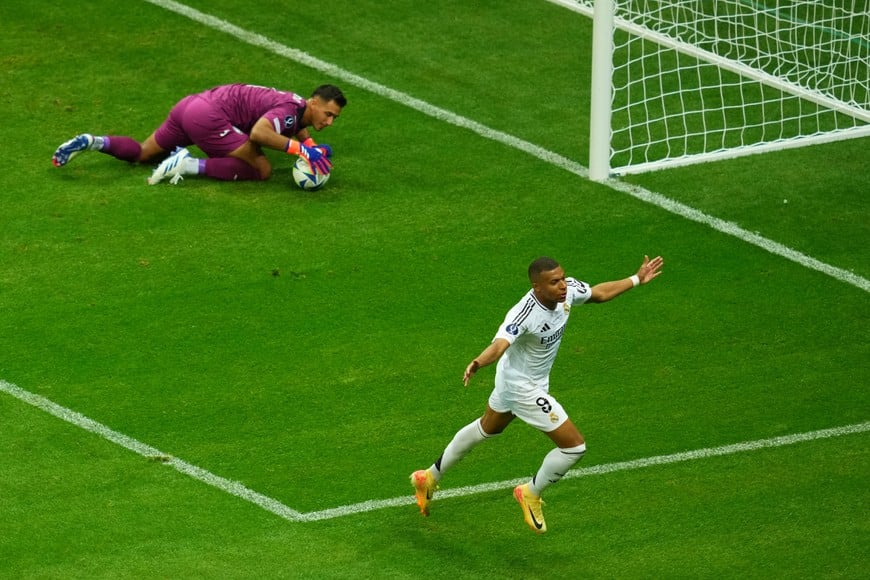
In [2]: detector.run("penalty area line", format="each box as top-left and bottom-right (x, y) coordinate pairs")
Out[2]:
(302, 420), (870, 521)
(4, 378), (868, 523)
(0, 379), (305, 523)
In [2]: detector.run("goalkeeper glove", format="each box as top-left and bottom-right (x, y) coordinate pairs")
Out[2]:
(286, 140), (331, 173)
(302, 138), (332, 159)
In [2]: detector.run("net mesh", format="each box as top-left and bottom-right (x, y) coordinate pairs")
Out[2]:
(592, 0), (870, 174)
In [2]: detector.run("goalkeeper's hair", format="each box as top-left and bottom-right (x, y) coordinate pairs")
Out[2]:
(528, 256), (561, 281)
(311, 84), (347, 108)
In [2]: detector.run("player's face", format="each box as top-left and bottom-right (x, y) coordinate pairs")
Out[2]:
(308, 97), (342, 131)
(532, 266), (568, 308)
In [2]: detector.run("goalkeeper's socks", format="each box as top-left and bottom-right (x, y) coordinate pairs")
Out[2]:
(201, 157), (261, 181)
(183, 156), (201, 176)
(101, 136), (142, 163)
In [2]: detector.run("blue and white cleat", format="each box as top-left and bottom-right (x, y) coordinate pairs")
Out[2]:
(52, 134), (95, 167)
(148, 147), (191, 185)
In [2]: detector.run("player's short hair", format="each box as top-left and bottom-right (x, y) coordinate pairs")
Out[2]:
(311, 84), (347, 108)
(528, 256), (561, 281)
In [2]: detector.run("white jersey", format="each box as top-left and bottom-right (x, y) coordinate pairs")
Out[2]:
(493, 277), (592, 389)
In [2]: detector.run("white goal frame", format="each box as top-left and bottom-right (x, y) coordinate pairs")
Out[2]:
(548, 0), (870, 181)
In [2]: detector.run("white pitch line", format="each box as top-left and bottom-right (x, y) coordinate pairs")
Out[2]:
(142, 0), (870, 294)
(301, 420), (870, 521)
(0, 380), (305, 522)
(3, 379), (868, 523)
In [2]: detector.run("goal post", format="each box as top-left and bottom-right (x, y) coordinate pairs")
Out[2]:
(568, 0), (870, 181)
(588, 0), (615, 181)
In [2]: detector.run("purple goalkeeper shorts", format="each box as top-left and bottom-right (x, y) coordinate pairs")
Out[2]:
(153, 94), (249, 158)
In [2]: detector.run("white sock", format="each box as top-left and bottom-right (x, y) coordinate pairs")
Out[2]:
(529, 443), (586, 496)
(430, 419), (490, 481)
(183, 156), (200, 175)
(91, 136), (105, 150)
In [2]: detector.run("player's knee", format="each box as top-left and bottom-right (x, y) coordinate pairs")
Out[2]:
(255, 159), (272, 180)
(476, 417), (500, 438)
(560, 442), (586, 457)
(138, 135), (163, 163)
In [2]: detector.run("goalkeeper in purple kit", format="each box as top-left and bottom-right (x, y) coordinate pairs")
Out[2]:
(52, 83), (346, 185)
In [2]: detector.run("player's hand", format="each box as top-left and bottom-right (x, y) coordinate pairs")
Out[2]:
(301, 138), (331, 157)
(463, 360), (480, 387)
(298, 143), (332, 173)
(636, 255), (664, 284)
(287, 140), (332, 173)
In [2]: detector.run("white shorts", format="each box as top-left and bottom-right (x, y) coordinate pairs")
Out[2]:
(488, 377), (569, 433)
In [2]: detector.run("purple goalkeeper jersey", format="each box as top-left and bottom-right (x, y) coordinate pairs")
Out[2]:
(198, 84), (307, 136)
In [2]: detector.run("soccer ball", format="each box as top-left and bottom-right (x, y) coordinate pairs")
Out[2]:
(291, 157), (330, 191)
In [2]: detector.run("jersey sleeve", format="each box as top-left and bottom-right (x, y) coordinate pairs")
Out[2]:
(567, 277), (592, 305)
(259, 93), (305, 136)
(492, 300), (531, 345)
(264, 103), (303, 136)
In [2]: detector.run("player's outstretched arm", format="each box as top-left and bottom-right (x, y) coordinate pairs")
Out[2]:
(589, 255), (664, 303)
(463, 338), (510, 386)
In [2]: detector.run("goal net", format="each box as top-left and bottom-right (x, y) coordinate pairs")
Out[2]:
(555, 0), (870, 180)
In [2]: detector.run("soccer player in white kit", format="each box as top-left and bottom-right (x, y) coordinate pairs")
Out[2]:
(411, 254), (664, 533)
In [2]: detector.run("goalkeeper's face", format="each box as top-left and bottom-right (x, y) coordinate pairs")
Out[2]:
(306, 97), (343, 132)
(532, 266), (568, 308)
